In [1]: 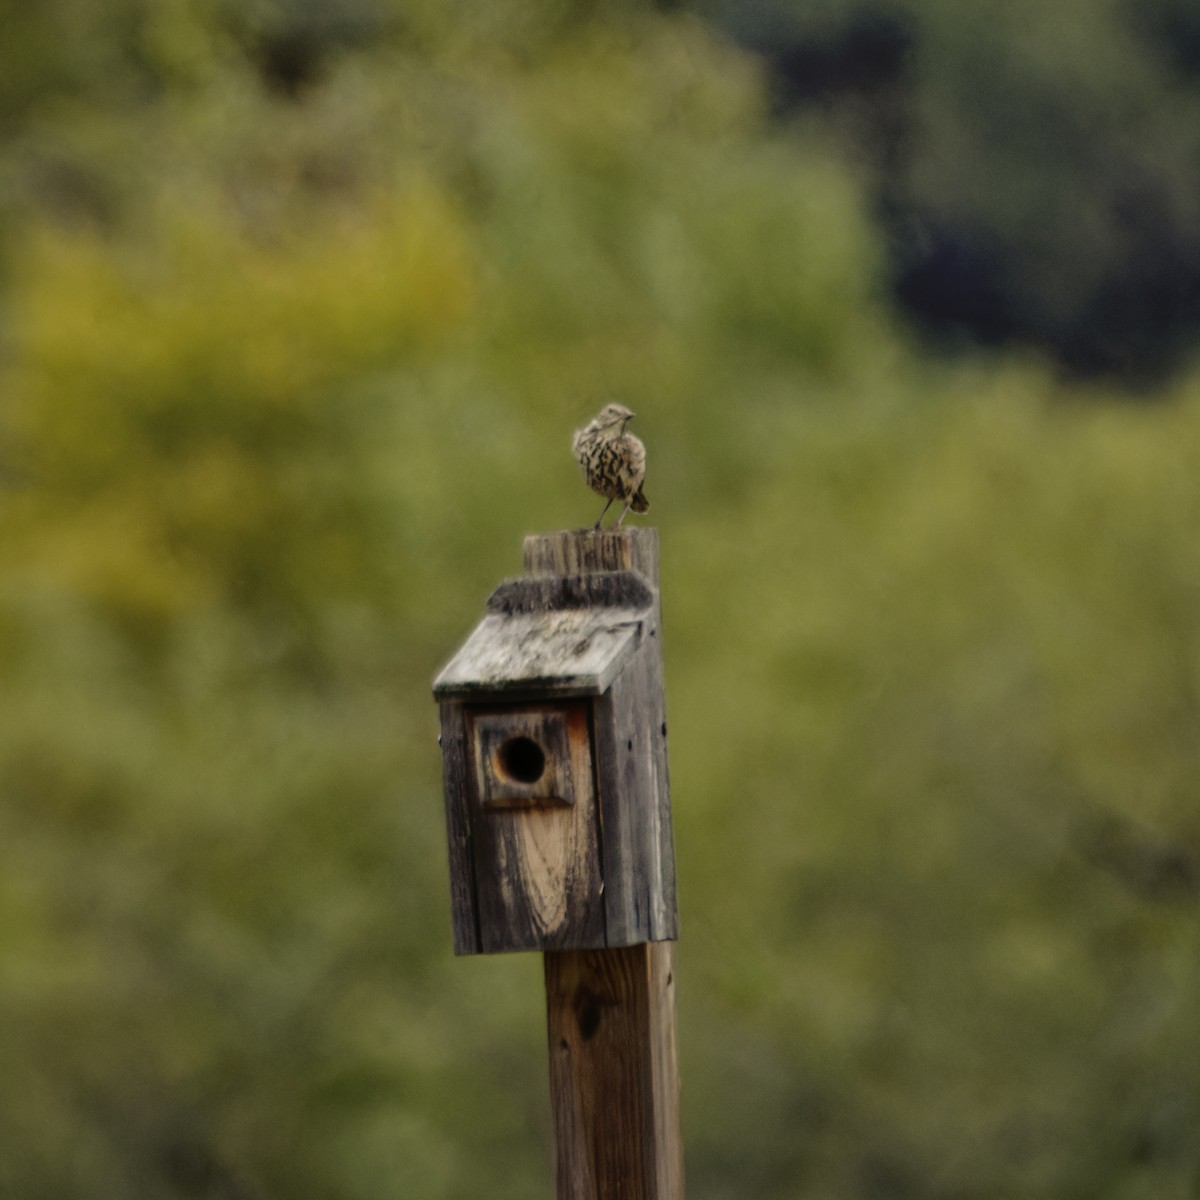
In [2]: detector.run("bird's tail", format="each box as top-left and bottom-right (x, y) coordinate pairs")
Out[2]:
(631, 487), (649, 514)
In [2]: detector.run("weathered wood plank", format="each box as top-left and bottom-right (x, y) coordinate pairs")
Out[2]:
(594, 642), (678, 945)
(488, 571), (655, 616)
(647, 667), (677, 944)
(544, 942), (684, 1199)
(471, 701), (606, 953)
(468, 706), (576, 809)
(432, 609), (645, 701)
(524, 527), (660, 585)
(438, 703), (481, 955)
(531, 529), (683, 1196)
(525, 528), (678, 946)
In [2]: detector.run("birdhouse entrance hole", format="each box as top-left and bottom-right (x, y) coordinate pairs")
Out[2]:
(466, 705), (580, 810)
(496, 736), (546, 785)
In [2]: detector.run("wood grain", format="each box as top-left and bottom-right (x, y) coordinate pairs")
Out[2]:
(525, 529), (678, 946)
(471, 702), (605, 953)
(469, 706), (576, 808)
(593, 642), (678, 945)
(532, 530), (683, 1199)
(439, 703), (481, 955)
(545, 942), (683, 1199)
(432, 568), (656, 703)
(487, 572), (655, 615)
(524, 527), (660, 584)
(432, 610), (644, 701)
(434, 527), (677, 954)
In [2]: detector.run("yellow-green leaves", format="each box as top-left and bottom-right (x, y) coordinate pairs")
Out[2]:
(3, 182), (476, 635)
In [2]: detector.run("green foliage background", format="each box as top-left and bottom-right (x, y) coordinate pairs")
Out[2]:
(2, 3), (1199, 1198)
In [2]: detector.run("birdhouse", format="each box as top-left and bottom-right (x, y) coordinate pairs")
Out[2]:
(432, 529), (678, 955)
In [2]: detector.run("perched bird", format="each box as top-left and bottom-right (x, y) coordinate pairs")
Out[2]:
(572, 402), (650, 529)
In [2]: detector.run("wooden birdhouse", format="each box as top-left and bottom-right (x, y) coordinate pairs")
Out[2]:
(432, 528), (678, 955)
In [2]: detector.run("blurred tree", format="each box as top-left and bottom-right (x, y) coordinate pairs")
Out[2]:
(693, 0), (1200, 385)
(0, 5), (889, 1197)
(1, 2), (1199, 1199)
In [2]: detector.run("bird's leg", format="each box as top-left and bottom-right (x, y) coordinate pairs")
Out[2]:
(614, 499), (634, 527)
(593, 497), (614, 529)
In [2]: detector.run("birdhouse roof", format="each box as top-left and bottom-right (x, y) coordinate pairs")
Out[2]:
(432, 571), (655, 701)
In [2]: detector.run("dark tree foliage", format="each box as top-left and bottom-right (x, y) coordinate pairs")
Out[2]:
(698, 0), (1200, 387)
(1131, 0), (1200, 81)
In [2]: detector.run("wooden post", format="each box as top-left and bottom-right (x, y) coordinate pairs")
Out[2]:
(526, 530), (683, 1200)
(433, 526), (682, 1198)
(545, 943), (683, 1199)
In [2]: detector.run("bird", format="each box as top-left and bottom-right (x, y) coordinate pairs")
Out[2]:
(571, 402), (650, 529)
